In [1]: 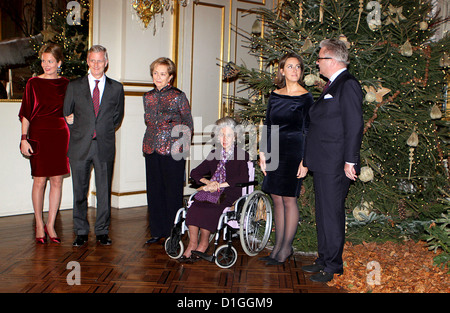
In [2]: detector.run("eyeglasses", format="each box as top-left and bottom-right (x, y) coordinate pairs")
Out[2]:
(317, 57), (333, 61)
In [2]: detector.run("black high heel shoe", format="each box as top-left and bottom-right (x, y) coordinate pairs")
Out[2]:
(258, 255), (274, 262)
(265, 249), (294, 265)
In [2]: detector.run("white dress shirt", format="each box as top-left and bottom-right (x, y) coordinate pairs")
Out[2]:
(88, 73), (106, 104)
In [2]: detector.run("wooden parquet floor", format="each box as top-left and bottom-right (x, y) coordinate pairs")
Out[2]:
(0, 206), (343, 295)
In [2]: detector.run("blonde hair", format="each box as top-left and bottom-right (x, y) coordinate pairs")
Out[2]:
(150, 57), (176, 82)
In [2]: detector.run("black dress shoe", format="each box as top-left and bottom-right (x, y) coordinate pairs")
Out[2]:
(302, 262), (325, 273)
(145, 237), (162, 244)
(96, 234), (112, 245)
(309, 270), (341, 283)
(72, 235), (88, 247)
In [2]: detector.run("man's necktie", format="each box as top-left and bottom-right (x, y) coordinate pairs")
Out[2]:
(93, 80), (100, 116)
(92, 80), (100, 138)
(322, 80), (330, 93)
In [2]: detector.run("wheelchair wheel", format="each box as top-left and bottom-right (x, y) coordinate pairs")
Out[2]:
(164, 236), (184, 259)
(214, 245), (238, 269)
(239, 190), (273, 256)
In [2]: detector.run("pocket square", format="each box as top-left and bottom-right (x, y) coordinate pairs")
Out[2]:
(324, 94), (333, 99)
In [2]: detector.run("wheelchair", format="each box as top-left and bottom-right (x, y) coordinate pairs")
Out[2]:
(164, 161), (273, 268)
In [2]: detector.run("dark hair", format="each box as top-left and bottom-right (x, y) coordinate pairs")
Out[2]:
(273, 52), (304, 88)
(39, 43), (64, 63)
(150, 57), (176, 82)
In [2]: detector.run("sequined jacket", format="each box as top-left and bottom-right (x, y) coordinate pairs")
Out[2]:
(142, 85), (193, 157)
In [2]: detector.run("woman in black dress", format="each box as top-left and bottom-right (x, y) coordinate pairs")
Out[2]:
(259, 53), (313, 264)
(181, 117), (249, 262)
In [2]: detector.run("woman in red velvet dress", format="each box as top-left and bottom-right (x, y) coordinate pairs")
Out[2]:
(19, 43), (69, 244)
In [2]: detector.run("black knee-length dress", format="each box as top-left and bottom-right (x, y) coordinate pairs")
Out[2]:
(261, 91), (313, 197)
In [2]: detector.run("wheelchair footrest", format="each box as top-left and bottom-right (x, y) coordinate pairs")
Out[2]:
(191, 250), (214, 262)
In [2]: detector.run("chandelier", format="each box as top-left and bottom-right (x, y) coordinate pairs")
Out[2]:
(131, 0), (193, 30)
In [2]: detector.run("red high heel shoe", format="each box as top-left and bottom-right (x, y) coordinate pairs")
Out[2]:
(44, 225), (61, 244)
(35, 227), (47, 244)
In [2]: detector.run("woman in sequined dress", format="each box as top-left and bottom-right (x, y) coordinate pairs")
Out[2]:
(142, 57), (193, 244)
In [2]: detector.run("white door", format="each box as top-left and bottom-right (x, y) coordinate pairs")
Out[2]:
(177, 0), (274, 183)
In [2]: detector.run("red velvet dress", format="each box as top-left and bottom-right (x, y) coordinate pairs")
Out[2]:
(19, 77), (70, 177)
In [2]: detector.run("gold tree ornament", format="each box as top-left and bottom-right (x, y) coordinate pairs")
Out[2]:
(339, 34), (351, 49)
(319, 0), (324, 23)
(407, 130), (419, 179)
(383, 4), (406, 26)
(407, 130), (419, 147)
(353, 201), (373, 221)
(251, 19), (262, 36)
(304, 73), (320, 86)
(41, 28), (58, 42)
(359, 166), (374, 182)
(363, 84), (391, 103)
(430, 104), (442, 120)
(439, 52), (450, 68)
(300, 37), (313, 52)
(419, 21), (428, 30)
(400, 40), (413, 57)
(355, 0), (364, 33)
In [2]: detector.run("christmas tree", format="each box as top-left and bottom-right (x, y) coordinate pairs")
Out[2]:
(30, 0), (90, 78)
(227, 0), (450, 252)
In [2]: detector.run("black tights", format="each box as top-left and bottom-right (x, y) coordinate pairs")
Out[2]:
(269, 194), (299, 262)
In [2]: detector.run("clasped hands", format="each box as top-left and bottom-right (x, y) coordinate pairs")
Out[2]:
(198, 178), (226, 193)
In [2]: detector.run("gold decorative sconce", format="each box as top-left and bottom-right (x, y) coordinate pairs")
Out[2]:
(131, 0), (163, 28)
(131, 0), (195, 29)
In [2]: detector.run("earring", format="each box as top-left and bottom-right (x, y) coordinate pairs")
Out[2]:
(57, 66), (61, 75)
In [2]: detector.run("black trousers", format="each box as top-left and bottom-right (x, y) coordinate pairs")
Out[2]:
(145, 153), (186, 238)
(70, 140), (114, 236)
(312, 171), (351, 274)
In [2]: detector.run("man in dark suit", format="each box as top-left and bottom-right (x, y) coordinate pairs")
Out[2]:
(302, 39), (364, 282)
(64, 45), (124, 246)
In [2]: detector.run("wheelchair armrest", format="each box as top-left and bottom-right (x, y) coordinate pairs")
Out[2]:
(189, 178), (258, 189)
(188, 180), (204, 189)
(236, 181), (258, 187)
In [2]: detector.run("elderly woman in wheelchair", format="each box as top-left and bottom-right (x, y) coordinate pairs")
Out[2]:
(164, 117), (272, 268)
(182, 117), (249, 261)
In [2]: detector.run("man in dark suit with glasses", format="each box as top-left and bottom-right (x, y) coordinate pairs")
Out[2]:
(302, 39), (364, 282)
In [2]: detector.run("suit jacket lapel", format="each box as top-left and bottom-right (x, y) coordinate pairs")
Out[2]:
(97, 76), (111, 116)
(316, 70), (349, 103)
(80, 76), (96, 118)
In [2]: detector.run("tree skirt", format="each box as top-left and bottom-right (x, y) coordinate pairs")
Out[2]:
(327, 240), (449, 293)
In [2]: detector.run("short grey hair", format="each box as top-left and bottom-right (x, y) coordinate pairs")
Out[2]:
(320, 39), (349, 65)
(87, 44), (108, 61)
(214, 116), (237, 132)
(212, 116), (239, 144)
